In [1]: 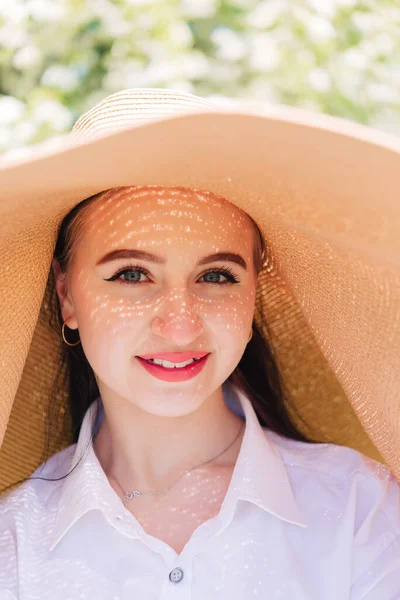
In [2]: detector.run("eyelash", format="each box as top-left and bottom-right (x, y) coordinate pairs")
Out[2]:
(105, 264), (240, 286)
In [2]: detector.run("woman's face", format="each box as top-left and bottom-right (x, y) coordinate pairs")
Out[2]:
(54, 186), (258, 417)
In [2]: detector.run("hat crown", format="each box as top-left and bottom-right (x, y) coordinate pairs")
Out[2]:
(71, 88), (217, 139)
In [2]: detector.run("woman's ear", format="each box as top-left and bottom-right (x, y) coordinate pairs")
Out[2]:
(52, 258), (78, 329)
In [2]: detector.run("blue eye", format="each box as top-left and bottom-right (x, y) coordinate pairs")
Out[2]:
(199, 267), (240, 285)
(104, 264), (240, 286)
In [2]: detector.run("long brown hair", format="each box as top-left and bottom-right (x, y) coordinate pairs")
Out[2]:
(1, 188), (322, 495)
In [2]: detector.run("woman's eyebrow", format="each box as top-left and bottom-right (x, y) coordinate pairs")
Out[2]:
(96, 249), (247, 270)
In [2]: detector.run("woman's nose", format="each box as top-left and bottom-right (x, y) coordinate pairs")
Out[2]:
(150, 290), (204, 343)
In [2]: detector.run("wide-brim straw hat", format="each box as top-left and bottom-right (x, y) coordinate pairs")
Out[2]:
(0, 88), (399, 492)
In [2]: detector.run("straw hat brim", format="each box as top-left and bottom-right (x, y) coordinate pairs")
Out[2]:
(0, 102), (399, 489)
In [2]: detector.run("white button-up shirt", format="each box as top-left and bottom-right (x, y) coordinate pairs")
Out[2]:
(1, 382), (399, 599)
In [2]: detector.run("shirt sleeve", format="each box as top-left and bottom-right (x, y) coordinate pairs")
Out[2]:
(350, 466), (400, 599)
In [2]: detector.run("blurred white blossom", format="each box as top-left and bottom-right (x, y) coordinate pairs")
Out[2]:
(209, 62), (241, 83)
(0, 96), (25, 125)
(307, 0), (336, 19)
(307, 68), (333, 93)
(104, 59), (145, 89)
(371, 33), (395, 57)
(211, 28), (248, 62)
(122, 52), (209, 87)
(40, 65), (80, 92)
(165, 80), (194, 93)
(134, 13), (156, 30)
(305, 15), (336, 43)
(10, 121), (39, 146)
(0, 0), (25, 22)
(335, 0), (357, 6)
(296, 48), (317, 68)
(334, 71), (364, 103)
(352, 11), (385, 34)
(367, 83), (400, 104)
(12, 44), (42, 69)
(248, 79), (279, 103)
(228, 0), (254, 8)
(179, 0), (217, 19)
(88, 0), (127, 35)
(248, 35), (280, 72)
(174, 53), (209, 79)
(31, 100), (74, 130)
(137, 39), (171, 61)
(341, 48), (369, 70)
(0, 24), (27, 49)
(359, 39), (388, 60)
(26, 0), (68, 22)
(167, 22), (193, 49)
(104, 18), (131, 37)
(246, 0), (286, 29)
(125, 0), (154, 5)
(387, 8), (400, 21)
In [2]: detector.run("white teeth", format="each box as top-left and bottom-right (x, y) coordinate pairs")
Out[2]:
(146, 358), (198, 368)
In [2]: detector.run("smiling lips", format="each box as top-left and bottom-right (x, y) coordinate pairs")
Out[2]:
(137, 351), (209, 362)
(135, 351), (211, 382)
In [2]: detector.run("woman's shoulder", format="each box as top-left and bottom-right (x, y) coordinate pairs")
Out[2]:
(0, 443), (76, 523)
(265, 428), (400, 536)
(0, 445), (76, 594)
(266, 427), (391, 481)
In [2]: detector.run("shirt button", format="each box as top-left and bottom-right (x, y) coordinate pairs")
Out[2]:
(169, 567), (184, 583)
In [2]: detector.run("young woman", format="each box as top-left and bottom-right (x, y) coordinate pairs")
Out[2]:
(0, 89), (399, 598)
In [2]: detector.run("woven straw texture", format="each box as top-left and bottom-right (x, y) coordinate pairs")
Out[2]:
(0, 89), (399, 492)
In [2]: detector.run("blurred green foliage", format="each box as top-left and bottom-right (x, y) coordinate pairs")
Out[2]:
(0, 0), (399, 152)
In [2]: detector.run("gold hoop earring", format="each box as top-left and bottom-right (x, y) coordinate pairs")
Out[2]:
(62, 321), (81, 347)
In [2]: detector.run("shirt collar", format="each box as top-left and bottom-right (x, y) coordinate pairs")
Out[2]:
(220, 384), (307, 528)
(49, 382), (307, 552)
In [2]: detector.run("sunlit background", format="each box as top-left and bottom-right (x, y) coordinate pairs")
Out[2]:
(1, 0), (399, 155)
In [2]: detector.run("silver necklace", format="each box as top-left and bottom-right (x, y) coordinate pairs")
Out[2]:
(106, 421), (245, 507)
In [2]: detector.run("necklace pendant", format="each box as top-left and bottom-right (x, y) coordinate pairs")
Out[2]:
(125, 490), (141, 502)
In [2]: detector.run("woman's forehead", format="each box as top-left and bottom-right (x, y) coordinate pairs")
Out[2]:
(85, 185), (245, 217)
(79, 186), (254, 244)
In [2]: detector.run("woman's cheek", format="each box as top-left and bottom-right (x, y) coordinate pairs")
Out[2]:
(73, 293), (133, 346)
(212, 299), (254, 343)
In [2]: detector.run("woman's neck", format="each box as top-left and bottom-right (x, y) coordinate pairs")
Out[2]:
(92, 386), (245, 493)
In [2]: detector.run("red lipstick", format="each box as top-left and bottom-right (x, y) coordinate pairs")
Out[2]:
(135, 353), (210, 382)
